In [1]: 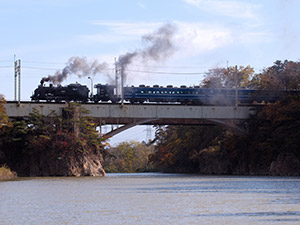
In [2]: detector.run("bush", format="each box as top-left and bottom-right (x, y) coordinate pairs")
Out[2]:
(103, 141), (155, 173)
(0, 165), (17, 181)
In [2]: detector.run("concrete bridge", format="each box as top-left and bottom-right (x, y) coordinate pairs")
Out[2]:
(4, 102), (257, 136)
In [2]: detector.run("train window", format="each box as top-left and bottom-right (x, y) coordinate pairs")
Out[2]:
(141, 90), (144, 94)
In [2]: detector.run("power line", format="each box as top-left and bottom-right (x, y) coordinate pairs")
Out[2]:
(128, 64), (212, 69)
(22, 60), (64, 65)
(22, 66), (59, 71)
(1, 59), (266, 77)
(126, 69), (206, 75)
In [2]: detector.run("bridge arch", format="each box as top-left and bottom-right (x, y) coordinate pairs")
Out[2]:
(102, 118), (247, 139)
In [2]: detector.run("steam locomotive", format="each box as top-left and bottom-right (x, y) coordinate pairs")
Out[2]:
(31, 83), (282, 105)
(31, 83), (90, 103)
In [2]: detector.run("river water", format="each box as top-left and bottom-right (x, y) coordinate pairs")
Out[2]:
(1, 173), (300, 225)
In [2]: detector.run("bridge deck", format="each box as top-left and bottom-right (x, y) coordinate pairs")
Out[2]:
(5, 102), (256, 125)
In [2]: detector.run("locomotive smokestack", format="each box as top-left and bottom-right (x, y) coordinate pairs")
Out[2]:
(40, 77), (51, 85)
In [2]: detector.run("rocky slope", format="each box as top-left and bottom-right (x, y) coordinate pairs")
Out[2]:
(3, 149), (106, 177)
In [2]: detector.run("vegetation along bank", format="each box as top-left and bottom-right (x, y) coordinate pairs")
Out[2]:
(1, 60), (300, 176)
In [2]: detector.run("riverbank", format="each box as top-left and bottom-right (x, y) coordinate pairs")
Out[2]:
(0, 165), (17, 181)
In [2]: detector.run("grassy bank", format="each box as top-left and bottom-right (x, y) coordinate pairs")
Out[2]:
(0, 165), (17, 181)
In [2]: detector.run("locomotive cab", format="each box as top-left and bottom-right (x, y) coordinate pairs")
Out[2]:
(93, 84), (118, 103)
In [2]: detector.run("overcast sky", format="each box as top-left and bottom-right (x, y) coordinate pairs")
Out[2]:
(1, 0), (300, 144)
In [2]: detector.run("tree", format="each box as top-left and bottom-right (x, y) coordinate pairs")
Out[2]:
(0, 95), (10, 130)
(202, 65), (254, 88)
(0, 103), (107, 176)
(219, 95), (300, 175)
(252, 60), (300, 90)
(0, 95), (11, 165)
(103, 141), (154, 173)
(150, 61), (300, 175)
(149, 125), (224, 172)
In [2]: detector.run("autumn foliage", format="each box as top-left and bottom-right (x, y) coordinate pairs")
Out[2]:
(0, 103), (107, 176)
(150, 60), (300, 175)
(103, 141), (155, 173)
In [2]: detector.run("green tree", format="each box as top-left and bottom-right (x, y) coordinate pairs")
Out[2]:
(150, 125), (224, 172)
(220, 96), (300, 175)
(103, 141), (154, 173)
(0, 103), (107, 176)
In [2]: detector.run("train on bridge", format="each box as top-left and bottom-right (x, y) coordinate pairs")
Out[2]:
(30, 83), (284, 105)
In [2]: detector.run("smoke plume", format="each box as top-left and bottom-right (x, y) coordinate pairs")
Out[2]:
(117, 23), (177, 82)
(41, 23), (177, 85)
(41, 57), (108, 84)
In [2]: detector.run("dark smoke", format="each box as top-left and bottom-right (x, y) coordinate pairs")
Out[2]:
(117, 23), (177, 82)
(41, 57), (108, 84)
(141, 23), (177, 60)
(41, 23), (177, 85)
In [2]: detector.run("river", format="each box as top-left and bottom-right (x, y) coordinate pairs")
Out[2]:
(1, 173), (300, 224)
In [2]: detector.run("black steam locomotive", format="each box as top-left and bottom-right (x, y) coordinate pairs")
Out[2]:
(31, 83), (283, 105)
(31, 83), (89, 103)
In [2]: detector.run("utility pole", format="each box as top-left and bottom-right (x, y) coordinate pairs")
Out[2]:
(146, 125), (152, 141)
(235, 65), (238, 108)
(115, 57), (118, 97)
(120, 67), (124, 106)
(14, 57), (21, 104)
(88, 76), (93, 98)
(14, 55), (17, 101)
